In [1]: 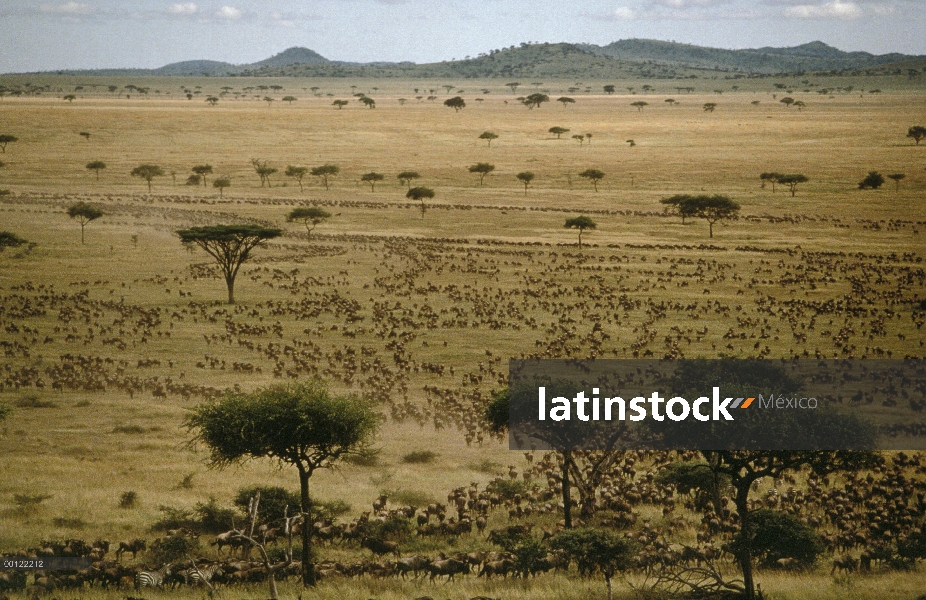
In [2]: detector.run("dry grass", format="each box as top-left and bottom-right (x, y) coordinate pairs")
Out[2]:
(0, 74), (924, 597)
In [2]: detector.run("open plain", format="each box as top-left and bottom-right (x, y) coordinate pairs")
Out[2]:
(0, 74), (925, 599)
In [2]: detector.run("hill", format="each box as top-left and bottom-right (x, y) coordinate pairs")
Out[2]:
(587, 39), (920, 74)
(249, 47), (330, 68)
(153, 60), (237, 76)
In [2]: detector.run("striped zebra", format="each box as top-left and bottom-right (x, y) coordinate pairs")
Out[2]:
(188, 563), (224, 587)
(135, 564), (171, 590)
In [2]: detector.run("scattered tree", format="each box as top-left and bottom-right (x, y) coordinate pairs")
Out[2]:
(311, 164), (339, 190)
(86, 160), (106, 181)
(523, 93), (549, 109)
(67, 202), (104, 244)
(557, 96), (575, 107)
(397, 171), (420, 189)
(282, 96), (297, 105)
(631, 101), (648, 111)
(675, 195), (740, 237)
(251, 159), (278, 188)
(564, 215), (597, 248)
(79, 131), (91, 140)
(585, 133), (593, 144)
(361, 172), (385, 192)
(213, 177), (231, 198)
(479, 131), (499, 147)
(703, 103), (717, 112)
(0, 231), (28, 253)
(626, 139), (636, 147)
(63, 94), (76, 103)
(759, 172), (783, 192)
(793, 101), (806, 111)
(176, 225), (283, 303)
(888, 173), (906, 192)
(907, 125), (926, 145)
(603, 85), (615, 94)
(192, 164), (213, 187)
(359, 96), (376, 109)
(287, 207), (331, 238)
(285, 166), (308, 192)
(549, 126), (570, 139)
(550, 529), (635, 600)
(859, 171), (885, 189)
(444, 96), (466, 111)
(660, 194), (699, 224)
(516, 171), (535, 195)
(130, 164), (164, 192)
(506, 82), (521, 93)
(406, 186), (434, 217)
(780, 97), (795, 107)
(184, 379), (378, 587)
(468, 163), (495, 186)
(332, 100), (349, 109)
(578, 168), (605, 191)
(572, 134), (585, 145)
(206, 96), (219, 106)
(0, 134), (19, 153)
(777, 174), (809, 197)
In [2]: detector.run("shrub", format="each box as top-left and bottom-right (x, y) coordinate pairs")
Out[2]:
(112, 425), (146, 434)
(152, 505), (197, 531)
(655, 461), (731, 498)
(194, 496), (238, 533)
(468, 459), (502, 474)
(13, 493), (52, 512)
(859, 171), (885, 189)
(401, 450), (437, 464)
(344, 448), (381, 466)
(176, 472), (195, 490)
(119, 491), (138, 508)
(148, 534), (201, 565)
(313, 499), (352, 522)
(52, 516), (87, 529)
(388, 489), (434, 508)
(363, 515), (414, 542)
(486, 477), (535, 500)
(737, 509), (824, 566)
(234, 486), (301, 522)
(14, 395), (57, 408)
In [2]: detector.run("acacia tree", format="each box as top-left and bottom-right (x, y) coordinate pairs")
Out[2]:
(407, 186), (434, 217)
(285, 166), (308, 192)
(332, 100), (349, 109)
(67, 202), (104, 244)
(86, 160), (106, 180)
(888, 173), (906, 192)
(603, 85), (615, 94)
(549, 126), (570, 139)
(469, 162), (495, 186)
(0, 231), (28, 253)
(631, 101), (648, 111)
(557, 97), (575, 107)
(397, 171), (420, 189)
(679, 195), (740, 238)
(176, 225), (283, 303)
(579, 169), (604, 191)
(359, 96), (376, 109)
(703, 103), (717, 113)
(907, 125), (926, 145)
(780, 97), (795, 108)
(776, 174), (808, 197)
(282, 96), (297, 105)
(444, 96), (466, 111)
(516, 171), (535, 195)
(479, 131), (498, 147)
(213, 177), (231, 198)
(287, 207), (331, 238)
(0, 135), (18, 153)
(192, 165), (213, 187)
(361, 172), (384, 192)
(660, 194), (699, 224)
(131, 164), (164, 192)
(251, 160), (278, 188)
(311, 164), (339, 190)
(184, 380), (378, 587)
(550, 529), (636, 600)
(859, 171), (885, 189)
(565, 216), (596, 248)
(759, 172), (783, 192)
(523, 93), (549, 109)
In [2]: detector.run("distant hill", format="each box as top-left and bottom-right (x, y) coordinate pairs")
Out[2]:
(586, 39), (918, 74)
(16, 40), (924, 78)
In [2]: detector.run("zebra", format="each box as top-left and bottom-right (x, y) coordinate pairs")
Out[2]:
(135, 564), (171, 590)
(187, 563), (224, 587)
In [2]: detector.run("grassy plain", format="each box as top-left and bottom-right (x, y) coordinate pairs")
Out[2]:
(0, 73), (924, 598)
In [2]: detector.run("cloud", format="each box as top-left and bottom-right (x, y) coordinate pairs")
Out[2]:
(650, 0), (727, 7)
(40, 2), (92, 14)
(167, 3), (198, 16)
(783, 0), (863, 18)
(611, 6), (637, 19)
(215, 6), (241, 20)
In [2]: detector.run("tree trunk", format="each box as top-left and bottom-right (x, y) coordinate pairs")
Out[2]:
(225, 273), (235, 304)
(709, 221), (714, 238)
(299, 468), (316, 586)
(561, 450), (572, 529)
(735, 483), (756, 600)
(606, 575), (613, 600)
(578, 230), (583, 248)
(147, 179), (152, 192)
(80, 223), (85, 244)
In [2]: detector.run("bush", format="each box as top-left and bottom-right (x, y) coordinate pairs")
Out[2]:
(363, 515), (414, 542)
(312, 499), (352, 522)
(859, 171), (885, 189)
(655, 461), (731, 498)
(468, 459), (502, 474)
(388, 489), (434, 508)
(176, 472), (195, 490)
(52, 516), (87, 529)
(486, 477), (535, 500)
(153, 505), (197, 531)
(112, 425), (146, 434)
(234, 486), (301, 522)
(401, 450), (437, 464)
(550, 528), (637, 577)
(737, 509), (824, 566)
(194, 496), (238, 533)
(14, 395), (57, 408)
(148, 534), (201, 565)
(119, 491), (138, 508)
(344, 448), (381, 466)
(13, 493), (52, 512)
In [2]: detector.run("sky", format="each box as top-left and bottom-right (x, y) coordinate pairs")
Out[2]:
(1, 0), (924, 73)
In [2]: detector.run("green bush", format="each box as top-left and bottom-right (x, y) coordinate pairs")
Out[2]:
(859, 171), (885, 190)
(13, 493), (52, 512)
(343, 447), (381, 466)
(152, 505), (197, 531)
(737, 509), (824, 566)
(655, 461), (730, 496)
(363, 515), (414, 542)
(149, 534), (201, 565)
(234, 486), (301, 522)
(401, 450), (437, 464)
(52, 516), (87, 529)
(468, 459), (502, 474)
(195, 496), (238, 533)
(14, 395), (57, 408)
(486, 478), (535, 500)
(119, 491), (138, 508)
(388, 489), (434, 507)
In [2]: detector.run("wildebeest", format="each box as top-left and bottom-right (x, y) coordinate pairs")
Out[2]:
(115, 538), (146, 561)
(427, 558), (469, 582)
(361, 536), (400, 557)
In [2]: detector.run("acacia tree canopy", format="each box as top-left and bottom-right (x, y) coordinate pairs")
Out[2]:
(287, 207), (331, 238)
(0, 231), (28, 252)
(176, 225), (283, 303)
(67, 202), (104, 244)
(184, 379), (379, 587)
(565, 216), (597, 248)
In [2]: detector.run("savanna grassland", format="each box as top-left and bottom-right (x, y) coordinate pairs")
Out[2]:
(0, 73), (925, 599)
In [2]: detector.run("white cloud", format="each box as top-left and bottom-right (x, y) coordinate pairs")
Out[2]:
(167, 3), (198, 16)
(650, 0), (726, 7)
(215, 6), (241, 20)
(612, 6), (637, 19)
(784, 0), (863, 18)
(41, 2), (92, 14)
